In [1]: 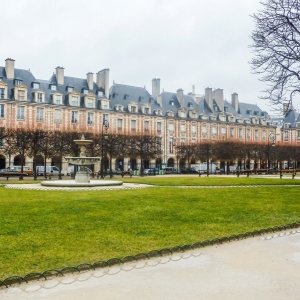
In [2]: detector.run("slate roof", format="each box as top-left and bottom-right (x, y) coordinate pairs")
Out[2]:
(109, 83), (161, 113)
(283, 108), (300, 127)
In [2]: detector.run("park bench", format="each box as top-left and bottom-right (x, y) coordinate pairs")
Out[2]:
(121, 171), (133, 178)
(279, 169), (297, 179)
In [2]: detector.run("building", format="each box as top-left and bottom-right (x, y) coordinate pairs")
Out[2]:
(0, 58), (279, 172)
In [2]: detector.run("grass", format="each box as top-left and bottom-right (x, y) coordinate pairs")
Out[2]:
(0, 177), (300, 278)
(121, 176), (300, 186)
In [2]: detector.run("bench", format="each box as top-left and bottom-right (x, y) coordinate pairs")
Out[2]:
(279, 169), (297, 179)
(121, 171), (133, 178)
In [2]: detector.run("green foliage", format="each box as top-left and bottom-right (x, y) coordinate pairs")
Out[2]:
(0, 180), (299, 278)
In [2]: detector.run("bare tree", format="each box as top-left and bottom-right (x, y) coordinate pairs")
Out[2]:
(250, 0), (300, 109)
(28, 129), (48, 180)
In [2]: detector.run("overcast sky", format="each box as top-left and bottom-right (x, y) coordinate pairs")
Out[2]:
(1, 0), (274, 113)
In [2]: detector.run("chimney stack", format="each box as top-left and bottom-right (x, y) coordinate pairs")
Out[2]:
(177, 89), (184, 107)
(56, 66), (64, 85)
(96, 69), (110, 98)
(152, 78), (161, 99)
(205, 87), (213, 112)
(86, 72), (94, 90)
(5, 58), (15, 79)
(213, 88), (224, 112)
(231, 93), (239, 112)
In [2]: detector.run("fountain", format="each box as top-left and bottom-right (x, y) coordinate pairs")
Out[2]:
(41, 135), (122, 187)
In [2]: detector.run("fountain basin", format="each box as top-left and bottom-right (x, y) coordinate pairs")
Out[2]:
(41, 180), (123, 187)
(65, 157), (100, 166)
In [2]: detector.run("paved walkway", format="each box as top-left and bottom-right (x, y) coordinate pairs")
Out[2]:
(1, 230), (299, 300)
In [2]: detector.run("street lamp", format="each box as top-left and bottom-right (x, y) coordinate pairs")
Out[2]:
(171, 137), (178, 172)
(101, 120), (109, 179)
(267, 132), (275, 174)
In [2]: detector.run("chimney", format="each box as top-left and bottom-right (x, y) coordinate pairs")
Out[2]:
(177, 89), (184, 107)
(213, 88), (224, 112)
(152, 78), (161, 99)
(56, 66), (64, 85)
(86, 72), (94, 90)
(205, 87), (213, 112)
(96, 69), (110, 98)
(231, 93), (239, 112)
(5, 58), (15, 79)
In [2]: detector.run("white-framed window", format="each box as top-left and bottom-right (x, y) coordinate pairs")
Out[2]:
(36, 107), (44, 122)
(55, 95), (61, 105)
(15, 79), (22, 85)
(117, 119), (123, 130)
(191, 112), (197, 118)
(221, 127), (226, 135)
(191, 124), (196, 134)
(87, 112), (94, 125)
(98, 91), (103, 97)
(71, 111), (78, 124)
(17, 106), (25, 120)
(202, 125), (207, 135)
(102, 100), (108, 110)
(297, 130), (300, 138)
(180, 124), (186, 133)
(103, 114), (109, 122)
(37, 93), (43, 103)
(230, 128), (234, 137)
(0, 88), (4, 99)
(131, 106), (136, 113)
(72, 96), (78, 106)
(239, 128), (243, 139)
(284, 131), (289, 139)
(54, 109), (62, 123)
(212, 126), (216, 136)
(87, 98), (94, 108)
(255, 130), (258, 140)
(262, 130), (266, 140)
(144, 107), (149, 114)
(180, 138), (185, 145)
(131, 119), (136, 131)
(180, 111), (185, 118)
(0, 104), (4, 118)
(247, 129), (250, 139)
(83, 89), (88, 95)
(145, 120), (150, 130)
(33, 82), (40, 89)
(17, 90), (25, 100)
(169, 123), (174, 133)
(68, 86), (74, 92)
(157, 122), (162, 132)
(50, 84), (56, 91)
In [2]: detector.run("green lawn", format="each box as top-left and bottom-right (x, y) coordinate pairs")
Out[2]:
(0, 177), (299, 278)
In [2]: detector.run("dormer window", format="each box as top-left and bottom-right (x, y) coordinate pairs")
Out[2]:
(101, 100), (109, 110)
(144, 107), (150, 114)
(0, 88), (4, 99)
(246, 110), (252, 115)
(254, 111), (259, 116)
(71, 96), (79, 106)
(180, 111), (185, 118)
(50, 84), (56, 91)
(214, 106), (218, 112)
(55, 94), (61, 105)
(83, 89), (88, 95)
(168, 111), (174, 117)
(116, 105), (123, 112)
(131, 106), (136, 113)
(33, 82), (40, 89)
(188, 102), (193, 108)
(14, 79), (22, 85)
(87, 98), (94, 108)
(97, 91), (103, 97)
(67, 86), (74, 92)
(37, 92), (43, 103)
(297, 123), (300, 128)
(170, 101), (174, 106)
(124, 94), (129, 100)
(224, 107), (228, 112)
(191, 112), (197, 118)
(139, 96), (144, 101)
(284, 123), (290, 128)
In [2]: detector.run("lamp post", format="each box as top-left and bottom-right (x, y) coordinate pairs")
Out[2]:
(267, 132), (275, 174)
(101, 120), (109, 179)
(171, 137), (178, 172)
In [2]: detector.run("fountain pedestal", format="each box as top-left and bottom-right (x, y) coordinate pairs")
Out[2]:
(40, 135), (123, 187)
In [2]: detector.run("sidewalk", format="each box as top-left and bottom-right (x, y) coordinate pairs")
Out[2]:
(1, 230), (299, 300)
